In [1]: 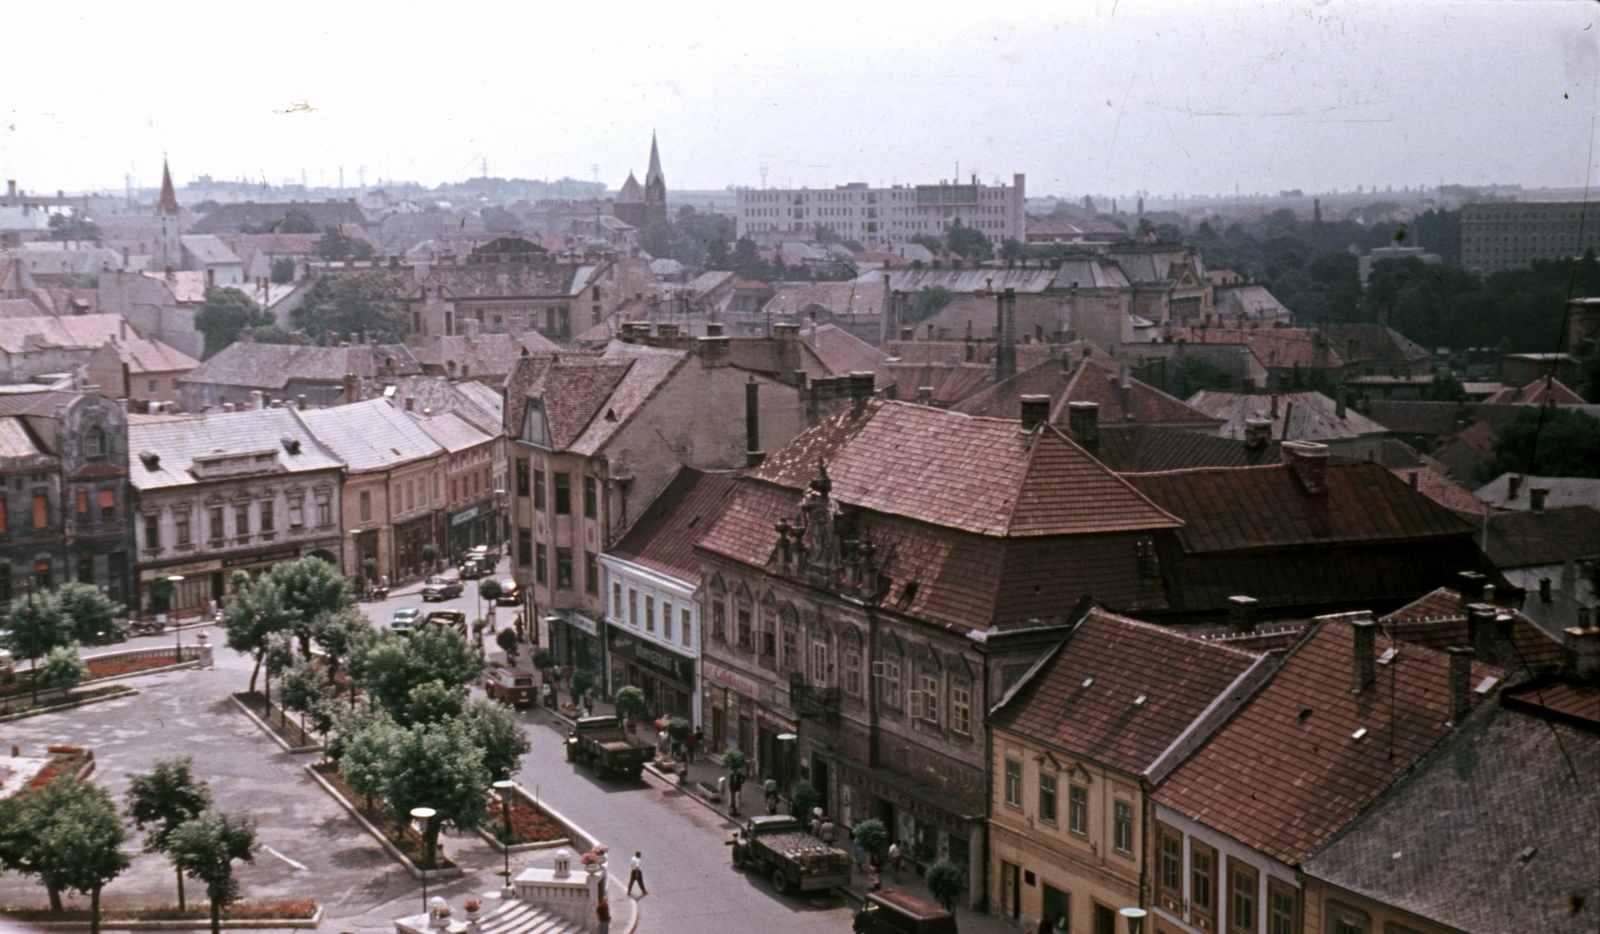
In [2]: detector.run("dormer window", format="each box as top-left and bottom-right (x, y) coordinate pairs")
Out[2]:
(84, 426), (106, 459)
(521, 399), (549, 448)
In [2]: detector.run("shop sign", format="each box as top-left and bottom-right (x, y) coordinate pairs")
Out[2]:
(559, 611), (599, 636)
(703, 661), (762, 699)
(610, 629), (692, 684)
(838, 765), (964, 833)
(138, 559), (220, 581)
(224, 547), (299, 569)
(451, 505), (482, 526)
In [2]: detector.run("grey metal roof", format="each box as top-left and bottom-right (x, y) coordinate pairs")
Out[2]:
(295, 398), (442, 472)
(128, 407), (343, 491)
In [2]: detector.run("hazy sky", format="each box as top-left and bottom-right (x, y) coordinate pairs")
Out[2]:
(3, 1), (1595, 198)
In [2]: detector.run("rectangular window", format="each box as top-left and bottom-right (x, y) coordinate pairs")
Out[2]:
(175, 511), (191, 546)
(452, 478), (459, 502)
(76, 490), (89, 514)
(516, 459), (530, 497)
(737, 608), (751, 649)
(662, 602), (673, 640)
(316, 493), (332, 526)
(1004, 758), (1022, 808)
(1193, 844), (1217, 919)
(781, 627), (796, 671)
(1039, 772), (1058, 824)
(100, 488), (115, 519)
(844, 648), (862, 696)
(0, 498), (6, 534)
(1229, 860), (1258, 934)
(235, 504), (250, 538)
(584, 476), (597, 518)
(585, 552), (598, 595)
(209, 506), (225, 542)
(259, 501), (274, 533)
(681, 608), (692, 647)
(33, 494), (48, 529)
(534, 470), (546, 510)
(1069, 784), (1088, 835)
(761, 619), (777, 658)
(144, 514), (159, 550)
(359, 490), (372, 522)
(77, 555), (94, 584)
(535, 544), (548, 585)
(0, 565), (10, 603)
(644, 595), (655, 632)
(1113, 801), (1134, 854)
(1160, 829), (1183, 895)
(1269, 881), (1298, 934)
(629, 589), (638, 626)
(553, 473), (571, 514)
(951, 684), (971, 735)
(518, 529), (532, 567)
(288, 498), (304, 529)
(612, 582), (623, 618)
(881, 658), (901, 708)
(555, 548), (573, 589)
(921, 674), (939, 724)
(811, 640), (827, 686)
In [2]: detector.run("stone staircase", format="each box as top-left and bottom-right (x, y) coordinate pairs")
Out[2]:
(475, 897), (586, 934)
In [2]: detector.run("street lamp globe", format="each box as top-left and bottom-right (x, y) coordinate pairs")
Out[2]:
(1119, 907), (1148, 934)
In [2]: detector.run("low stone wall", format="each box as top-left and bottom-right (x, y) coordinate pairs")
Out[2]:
(474, 784), (592, 854)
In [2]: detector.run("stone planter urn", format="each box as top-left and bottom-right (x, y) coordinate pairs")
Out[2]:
(463, 900), (482, 924)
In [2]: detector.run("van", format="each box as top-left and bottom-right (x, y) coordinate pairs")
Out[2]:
(852, 890), (957, 934)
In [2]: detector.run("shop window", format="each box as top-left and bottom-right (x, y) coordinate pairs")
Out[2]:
(1041, 886), (1070, 934)
(585, 552), (598, 595)
(1068, 784), (1088, 835)
(1003, 758), (1022, 807)
(555, 548), (573, 589)
(518, 530), (532, 567)
(100, 488), (115, 519)
(535, 544), (547, 585)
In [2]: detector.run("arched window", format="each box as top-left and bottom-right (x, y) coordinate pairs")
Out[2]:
(778, 603), (800, 674)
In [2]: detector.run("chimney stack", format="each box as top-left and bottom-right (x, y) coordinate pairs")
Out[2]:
(250, 390), (264, 411)
(1229, 595), (1258, 633)
(697, 335), (731, 366)
(1281, 441), (1330, 495)
(1563, 616), (1600, 679)
(745, 380), (764, 468)
(1243, 418), (1272, 451)
(773, 323), (799, 343)
(343, 373), (361, 405)
(1019, 394), (1051, 432)
(704, 322), (724, 337)
(1447, 646), (1475, 724)
(995, 288), (1017, 382)
(1530, 487), (1548, 513)
(297, 394), (307, 411)
(1351, 616), (1378, 693)
(1067, 401), (1099, 450)
(1467, 603), (1503, 667)
(1457, 571), (1487, 610)
(917, 385), (934, 404)
(848, 371), (875, 402)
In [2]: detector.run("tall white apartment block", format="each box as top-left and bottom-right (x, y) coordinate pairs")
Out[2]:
(736, 174), (1026, 248)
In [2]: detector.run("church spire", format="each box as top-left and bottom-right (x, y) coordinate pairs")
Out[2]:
(646, 132), (664, 189)
(156, 159), (180, 216)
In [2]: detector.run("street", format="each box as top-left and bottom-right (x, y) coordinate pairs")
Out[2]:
(4, 562), (857, 933)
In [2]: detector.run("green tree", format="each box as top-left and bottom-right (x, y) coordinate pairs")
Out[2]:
(3, 591), (73, 703)
(908, 285), (955, 326)
(48, 212), (102, 243)
(0, 776), (129, 927)
(478, 578), (502, 604)
(496, 628), (520, 666)
(402, 679), (466, 727)
(569, 665), (596, 706)
(291, 271), (408, 344)
(421, 543), (440, 572)
(265, 556), (352, 656)
(1428, 369), (1465, 402)
(852, 817), (889, 858)
(1165, 354), (1230, 399)
(275, 209), (318, 234)
(125, 757), (211, 911)
(317, 228), (373, 261)
(1489, 406), (1600, 479)
(454, 697), (531, 781)
(40, 645), (88, 690)
(270, 257), (296, 284)
(1000, 238), (1025, 261)
(311, 605), (370, 682)
(379, 722), (489, 868)
(338, 719), (400, 811)
(614, 685), (646, 724)
(730, 237), (768, 281)
(279, 657), (336, 740)
(945, 220), (993, 261)
(221, 573), (293, 694)
(168, 811), (256, 934)
(789, 780), (820, 819)
(355, 624), (483, 723)
(925, 859), (966, 910)
(56, 583), (124, 646)
(194, 288), (275, 360)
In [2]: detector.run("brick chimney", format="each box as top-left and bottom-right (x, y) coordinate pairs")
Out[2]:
(773, 323), (799, 342)
(745, 380), (764, 468)
(995, 288), (1017, 382)
(1229, 595), (1258, 633)
(1530, 487), (1548, 512)
(343, 373), (361, 405)
(1447, 646), (1475, 723)
(1282, 441), (1329, 495)
(1351, 616), (1378, 693)
(1457, 571), (1487, 610)
(1019, 394), (1050, 432)
(697, 335), (731, 367)
(1067, 401), (1099, 450)
(916, 386), (934, 404)
(705, 322), (724, 337)
(848, 371), (875, 402)
(1564, 616), (1600, 679)
(1243, 418), (1272, 451)
(250, 390), (264, 411)
(1467, 603), (1506, 667)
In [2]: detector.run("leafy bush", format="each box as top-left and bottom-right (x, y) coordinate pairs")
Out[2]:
(852, 818), (888, 855)
(722, 748), (749, 775)
(925, 859), (966, 909)
(790, 781), (821, 818)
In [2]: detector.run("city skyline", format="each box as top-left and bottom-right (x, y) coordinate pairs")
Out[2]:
(2, 1), (1594, 199)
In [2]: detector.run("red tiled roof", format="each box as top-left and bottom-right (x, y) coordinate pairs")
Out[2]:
(1454, 420), (1498, 461)
(1154, 619), (1505, 865)
(1501, 678), (1600, 728)
(953, 358), (1219, 426)
(1379, 587), (1564, 669)
(529, 360), (633, 449)
(749, 400), (1181, 538)
(1389, 465), (1493, 515)
(991, 608), (1264, 775)
(609, 468), (740, 588)
(1123, 462), (1472, 553)
(881, 362), (993, 407)
(1168, 327), (1345, 370)
(1482, 376), (1585, 405)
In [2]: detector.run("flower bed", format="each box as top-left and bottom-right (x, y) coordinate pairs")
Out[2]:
(310, 762), (457, 870)
(233, 691), (317, 749)
(485, 792), (567, 846)
(0, 899), (318, 922)
(0, 653), (186, 701)
(0, 685), (131, 719)
(27, 746), (93, 790)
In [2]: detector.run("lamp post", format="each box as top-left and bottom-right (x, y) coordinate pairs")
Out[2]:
(776, 732), (797, 811)
(492, 779), (516, 890)
(410, 806), (436, 911)
(167, 575), (185, 662)
(1119, 907), (1148, 934)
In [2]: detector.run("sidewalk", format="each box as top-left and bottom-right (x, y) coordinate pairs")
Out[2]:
(530, 694), (1017, 934)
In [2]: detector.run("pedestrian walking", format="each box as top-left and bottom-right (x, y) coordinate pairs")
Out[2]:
(821, 817), (837, 845)
(595, 897), (611, 934)
(763, 777), (778, 815)
(810, 808), (823, 837)
(888, 841), (902, 883)
(627, 851), (648, 896)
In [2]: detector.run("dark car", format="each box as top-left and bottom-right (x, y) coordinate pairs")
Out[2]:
(853, 891), (957, 934)
(496, 578), (521, 605)
(390, 607), (422, 635)
(420, 576), (463, 601)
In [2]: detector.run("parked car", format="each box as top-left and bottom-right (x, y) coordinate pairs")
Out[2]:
(496, 578), (521, 605)
(423, 610), (468, 635)
(729, 814), (854, 896)
(459, 545), (495, 579)
(852, 891), (958, 934)
(420, 576), (463, 601)
(390, 607), (422, 635)
(485, 665), (538, 706)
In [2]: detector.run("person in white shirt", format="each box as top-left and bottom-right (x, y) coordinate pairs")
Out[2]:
(627, 850), (647, 896)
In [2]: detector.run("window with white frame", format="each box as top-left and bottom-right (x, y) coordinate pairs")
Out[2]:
(1004, 758), (1022, 807)
(811, 640), (828, 687)
(951, 683), (971, 735)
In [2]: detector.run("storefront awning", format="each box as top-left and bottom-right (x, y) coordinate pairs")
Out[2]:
(832, 753), (986, 826)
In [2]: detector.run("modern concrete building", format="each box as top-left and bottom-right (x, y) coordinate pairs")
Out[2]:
(1460, 201), (1598, 274)
(737, 175), (1026, 250)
